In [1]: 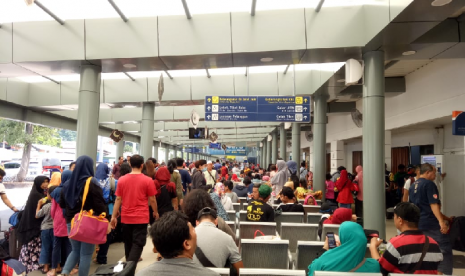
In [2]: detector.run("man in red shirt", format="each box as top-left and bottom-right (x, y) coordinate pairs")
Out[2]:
(221, 163), (228, 179)
(111, 155), (159, 262)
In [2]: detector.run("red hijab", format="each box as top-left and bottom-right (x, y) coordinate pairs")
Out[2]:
(154, 167), (176, 197)
(324, 208), (353, 225)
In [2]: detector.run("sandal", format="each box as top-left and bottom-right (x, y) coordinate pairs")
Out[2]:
(70, 268), (79, 276)
(47, 271), (56, 276)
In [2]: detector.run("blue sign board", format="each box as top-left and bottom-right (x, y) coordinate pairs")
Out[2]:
(183, 147), (202, 153)
(209, 146), (247, 156)
(205, 96), (311, 122)
(453, 111), (465, 136)
(209, 143), (222, 149)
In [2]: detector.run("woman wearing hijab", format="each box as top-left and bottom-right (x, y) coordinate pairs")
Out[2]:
(335, 170), (355, 209)
(209, 191), (229, 223)
(354, 165), (364, 219)
(17, 175), (49, 273)
(95, 162), (110, 181)
(308, 221), (380, 275)
(154, 167), (178, 219)
(214, 182), (233, 211)
(59, 156), (107, 276)
(270, 160), (288, 197)
(49, 172), (61, 187)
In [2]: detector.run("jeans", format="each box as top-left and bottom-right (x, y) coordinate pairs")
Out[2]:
(339, 203), (351, 209)
(39, 229), (54, 265)
(96, 232), (113, 264)
(423, 229), (453, 275)
(62, 224), (95, 276)
(52, 236), (71, 269)
(122, 224), (147, 262)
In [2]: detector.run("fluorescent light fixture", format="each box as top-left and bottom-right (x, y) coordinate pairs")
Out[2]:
(337, 79), (345, 83)
(124, 105), (137, 108)
(101, 73), (127, 80)
(126, 130), (139, 133)
(123, 121), (138, 124)
(402, 50), (416, 56)
(260, 57), (274, 62)
(209, 67), (246, 76)
(249, 65), (287, 74)
(431, 0), (452, 6)
(48, 74), (80, 82)
(129, 71), (163, 78)
(16, 76), (48, 83)
(168, 69), (207, 77)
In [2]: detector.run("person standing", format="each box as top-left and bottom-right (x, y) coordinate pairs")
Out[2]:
(325, 173), (336, 204)
(111, 155), (159, 262)
(0, 168), (20, 212)
(112, 156), (124, 180)
(402, 165), (420, 203)
(204, 161), (218, 188)
(192, 160), (208, 190)
(335, 170), (354, 209)
(409, 163), (453, 275)
(354, 165), (363, 218)
(177, 158), (192, 195)
(214, 160), (222, 171)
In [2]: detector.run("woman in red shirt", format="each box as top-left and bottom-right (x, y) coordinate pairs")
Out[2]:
(335, 170), (356, 209)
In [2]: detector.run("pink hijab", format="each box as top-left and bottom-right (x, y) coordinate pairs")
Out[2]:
(355, 165), (363, 201)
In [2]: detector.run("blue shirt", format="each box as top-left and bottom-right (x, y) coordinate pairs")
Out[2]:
(214, 163), (222, 171)
(409, 178), (440, 231)
(178, 169), (192, 195)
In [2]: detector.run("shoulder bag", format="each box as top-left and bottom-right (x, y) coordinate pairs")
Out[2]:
(69, 177), (109, 244)
(407, 235), (430, 273)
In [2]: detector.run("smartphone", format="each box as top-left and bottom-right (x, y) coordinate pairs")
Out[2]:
(327, 232), (336, 249)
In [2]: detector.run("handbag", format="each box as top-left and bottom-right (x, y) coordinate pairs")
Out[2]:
(69, 177), (109, 245)
(8, 212), (22, 228)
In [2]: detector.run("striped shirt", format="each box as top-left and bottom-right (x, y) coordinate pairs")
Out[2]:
(379, 230), (443, 275)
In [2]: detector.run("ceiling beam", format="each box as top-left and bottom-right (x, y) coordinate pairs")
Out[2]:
(206, 68), (211, 78)
(251, 0), (258, 16)
(315, 0), (325, 12)
(34, 0), (64, 25)
(107, 0), (128, 22)
(283, 64), (291, 74)
(164, 70), (173, 79)
(181, 0), (192, 19)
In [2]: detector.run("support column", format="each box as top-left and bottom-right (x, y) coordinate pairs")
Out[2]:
(266, 137), (271, 168)
(313, 95), (328, 197)
(272, 129), (278, 164)
(116, 140), (124, 160)
(257, 142), (261, 166)
(154, 143), (159, 160)
(174, 147), (178, 158)
(76, 65), (101, 161)
(280, 124), (287, 160)
(292, 123), (301, 166)
(433, 127), (445, 154)
(362, 51), (386, 239)
(309, 145), (314, 172)
(262, 139), (267, 168)
(164, 145), (169, 163)
(140, 102), (155, 159)
(385, 131), (392, 171)
(330, 141), (345, 174)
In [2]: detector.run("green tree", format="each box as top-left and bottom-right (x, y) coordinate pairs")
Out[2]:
(59, 129), (77, 141)
(0, 118), (62, 182)
(124, 144), (133, 153)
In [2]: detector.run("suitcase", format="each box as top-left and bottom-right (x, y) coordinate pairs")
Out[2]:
(90, 261), (137, 276)
(8, 228), (22, 259)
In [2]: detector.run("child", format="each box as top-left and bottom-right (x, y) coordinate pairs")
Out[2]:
(36, 189), (54, 274)
(325, 173), (336, 204)
(295, 179), (309, 200)
(49, 185), (71, 276)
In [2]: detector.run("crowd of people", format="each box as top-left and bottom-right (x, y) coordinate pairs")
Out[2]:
(0, 156), (458, 276)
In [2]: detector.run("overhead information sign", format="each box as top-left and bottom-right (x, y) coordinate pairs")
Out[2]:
(209, 146), (248, 156)
(183, 147), (202, 153)
(205, 96), (311, 122)
(453, 111), (465, 136)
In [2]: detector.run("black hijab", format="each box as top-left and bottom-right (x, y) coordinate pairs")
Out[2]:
(63, 155), (94, 209)
(17, 175), (49, 244)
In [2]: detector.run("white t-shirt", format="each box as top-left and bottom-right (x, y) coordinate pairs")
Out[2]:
(403, 177), (417, 201)
(0, 183), (5, 194)
(204, 170), (217, 186)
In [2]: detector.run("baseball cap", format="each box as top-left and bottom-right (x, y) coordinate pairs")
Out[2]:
(258, 184), (272, 198)
(207, 161), (212, 164)
(393, 202), (420, 224)
(197, 207), (218, 220)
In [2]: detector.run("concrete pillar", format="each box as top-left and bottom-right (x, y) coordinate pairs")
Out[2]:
(272, 130), (278, 164)
(385, 131), (392, 171)
(309, 145), (314, 172)
(330, 141), (345, 174)
(266, 138), (271, 168)
(154, 143), (159, 160)
(313, 95), (328, 197)
(140, 102), (155, 159)
(262, 139), (267, 168)
(280, 124), (287, 160)
(292, 123), (301, 168)
(98, 136), (104, 162)
(116, 140), (124, 160)
(362, 51), (386, 239)
(76, 65), (101, 162)
(164, 146), (169, 163)
(257, 142), (261, 166)
(433, 127), (445, 154)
